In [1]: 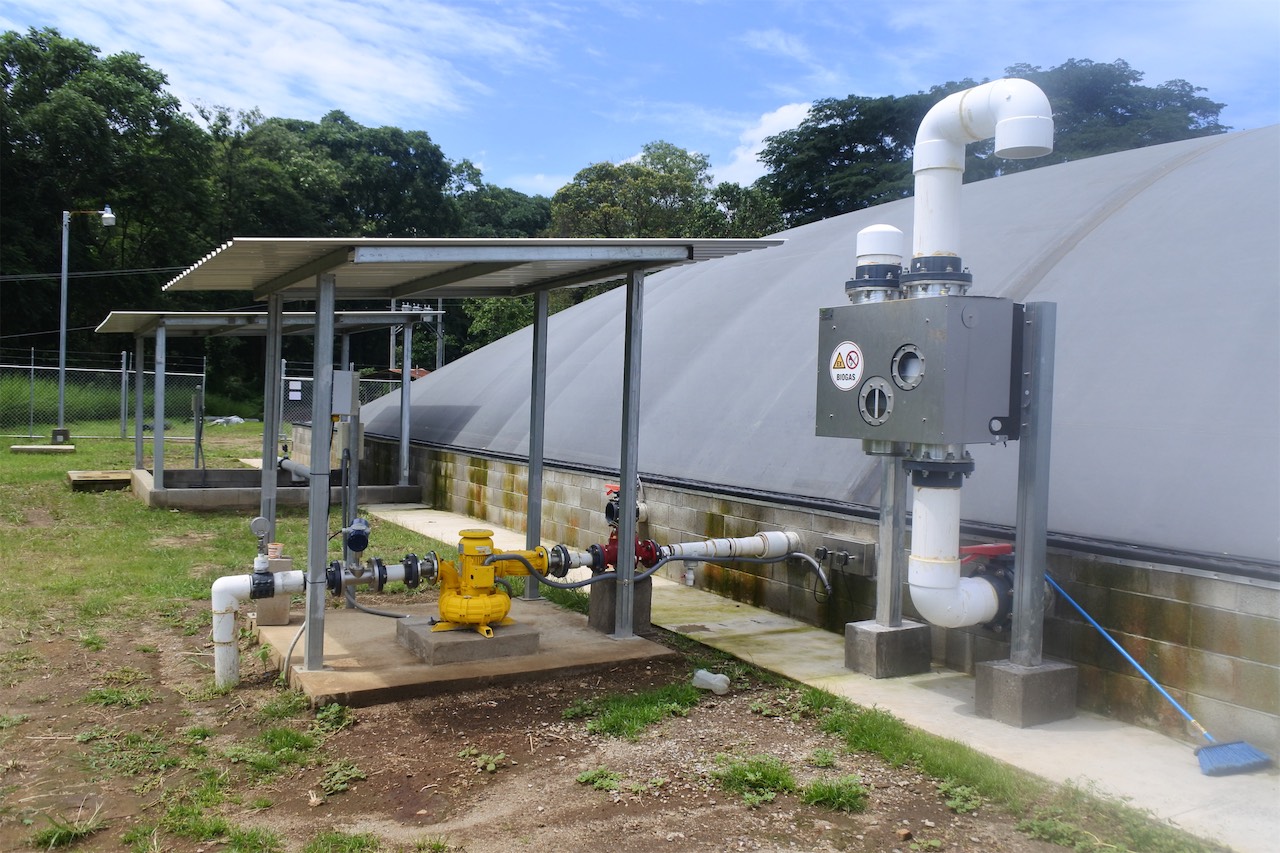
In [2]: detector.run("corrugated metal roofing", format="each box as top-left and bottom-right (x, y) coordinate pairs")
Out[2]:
(360, 127), (1280, 568)
(95, 310), (439, 338)
(161, 238), (782, 300)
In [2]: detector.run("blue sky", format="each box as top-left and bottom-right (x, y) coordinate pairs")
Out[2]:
(4, 0), (1277, 196)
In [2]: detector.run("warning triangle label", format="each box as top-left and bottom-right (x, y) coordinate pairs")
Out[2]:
(833, 353), (846, 370)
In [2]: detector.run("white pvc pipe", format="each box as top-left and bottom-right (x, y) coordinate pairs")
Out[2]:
(211, 568), (305, 689)
(906, 486), (999, 628)
(662, 531), (801, 561)
(912, 78), (1053, 259)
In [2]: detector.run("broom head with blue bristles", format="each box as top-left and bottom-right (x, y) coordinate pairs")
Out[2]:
(1195, 740), (1273, 776)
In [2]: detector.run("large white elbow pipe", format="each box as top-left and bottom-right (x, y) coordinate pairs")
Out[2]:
(912, 78), (1053, 259)
(662, 531), (802, 561)
(906, 486), (999, 628)
(212, 566), (305, 689)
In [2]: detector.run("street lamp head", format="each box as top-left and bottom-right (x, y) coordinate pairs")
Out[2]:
(100, 205), (116, 227)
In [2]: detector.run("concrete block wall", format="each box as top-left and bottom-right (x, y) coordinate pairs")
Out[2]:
(361, 436), (1280, 756)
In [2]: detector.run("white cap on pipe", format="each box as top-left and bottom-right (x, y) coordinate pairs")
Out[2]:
(856, 224), (905, 266)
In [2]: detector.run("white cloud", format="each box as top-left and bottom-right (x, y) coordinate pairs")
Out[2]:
(507, 173), (572, 196)
(713, 102), (811, 186)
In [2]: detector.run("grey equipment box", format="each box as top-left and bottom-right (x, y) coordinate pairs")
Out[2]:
(815, 296), (1022, 446)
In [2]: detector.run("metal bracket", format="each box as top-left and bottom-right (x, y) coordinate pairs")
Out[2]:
(814, 536), (875, 577)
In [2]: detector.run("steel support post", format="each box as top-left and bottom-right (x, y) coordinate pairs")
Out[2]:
(398, 322), (413, 486)
(119, 352), (128, 438)
(524, 290), (549, 600)
(153, 323), (166, 492)
(260, 295), (284, 542)
(303, 274), (337, 671)
(134, 336), (145, 468)
(613, 269), (645, 639)
(1010, 302), (1057, 667)
(875, 456), (907, 626)
(57, 211), (70, 431)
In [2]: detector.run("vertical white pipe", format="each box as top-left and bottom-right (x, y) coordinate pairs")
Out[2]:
(907, 486), (999, 628)
(912, 78), (1053, 260)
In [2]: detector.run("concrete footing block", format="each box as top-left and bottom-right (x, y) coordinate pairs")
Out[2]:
(588, 576), (653, 635)
(845, 620), (932, 678)
(397, 617), (540, 665)
(975, 659), (1078, 727)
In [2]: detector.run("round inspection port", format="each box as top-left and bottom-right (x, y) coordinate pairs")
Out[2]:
(859, 377), (894, 426)
(891, 344), (925, 390)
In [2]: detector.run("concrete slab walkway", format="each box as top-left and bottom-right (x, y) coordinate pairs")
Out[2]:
(339, 504), (1277, 852)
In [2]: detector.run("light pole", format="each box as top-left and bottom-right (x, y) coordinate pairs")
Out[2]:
(57, 205), (115, 441)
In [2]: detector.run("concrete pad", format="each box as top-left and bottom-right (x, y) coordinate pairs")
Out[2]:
(255, 598), (675, 708)
(10, 444), (75, 454)
(398, 616), (539, 664)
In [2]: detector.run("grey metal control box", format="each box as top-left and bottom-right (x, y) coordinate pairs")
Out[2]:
(815, 296), (1021, 445)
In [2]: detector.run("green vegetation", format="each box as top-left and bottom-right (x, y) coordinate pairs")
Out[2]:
(562, 682), (702, 739)
(313, 702), (356, 734)
(807, 747), (837, 768)
(458, 745), (508, 774)
(320, 759), (367, 794)
(28, 805), (104, 849)
(576, 766), (623, 791)
(801, 774), (868, 812)
(712, 754), (796, 808)
(304, 831), (382, 853)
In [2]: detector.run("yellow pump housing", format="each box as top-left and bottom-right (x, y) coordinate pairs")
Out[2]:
(433, 529), (553, 637)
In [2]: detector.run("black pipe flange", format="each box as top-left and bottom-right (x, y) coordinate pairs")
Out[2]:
(373, 557), (387, 592)
(326, 560), (345, 595)
(403, 553), (421, 588)
(548, 544), (571, 578)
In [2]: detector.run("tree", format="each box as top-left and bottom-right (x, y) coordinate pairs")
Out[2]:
(0, 27), (214, 356)
(758, 59), (1228, 226)
(450, 160), (551, 238)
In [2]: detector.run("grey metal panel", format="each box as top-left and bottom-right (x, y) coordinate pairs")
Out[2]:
(361, 127), (1280, 565)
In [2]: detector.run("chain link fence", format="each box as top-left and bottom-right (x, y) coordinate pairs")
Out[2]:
(0, 349), (205, 440)
(279, 368), (403, 425)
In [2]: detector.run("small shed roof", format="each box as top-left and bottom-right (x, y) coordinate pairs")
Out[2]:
(161, 237), (782, 300)
(95, 310), (439, 339)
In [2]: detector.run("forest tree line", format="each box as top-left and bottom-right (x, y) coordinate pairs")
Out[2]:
(0, 27), (1227, 402)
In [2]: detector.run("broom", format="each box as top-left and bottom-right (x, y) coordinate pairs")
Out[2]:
(1045, 574), (1272, 776)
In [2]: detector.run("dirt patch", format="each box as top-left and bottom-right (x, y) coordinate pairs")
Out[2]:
(0, 599), (1063, 853)
(22, 508), (54, 527)
(150, 532), (219, 548)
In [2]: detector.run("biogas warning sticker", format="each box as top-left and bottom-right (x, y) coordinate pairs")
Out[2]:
(829, 341), (864, 391)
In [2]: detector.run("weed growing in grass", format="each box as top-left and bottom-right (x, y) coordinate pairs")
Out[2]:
(801, 774), (868, 812)
(562, 682), (701, 739)
(256, 690), (309, 721)
(226, 824), (284, 852)
(321, 759), (368, 794)
(938, 778), (984, 813)
(304, 830), (381, 852)
(224, 727), (316, 774)
(808, 747), (837, 768)
(457, 745), (507, 773)
(84, 686), (157, 707)
(415, 838), (453, 852)
(86, 729), (181, 779)
(135, 644), (159, 653)
(577, 767), (623, 791)
(313, 702), (355, 734)
(712, 754), (797, 807)
(79, 630), (107, 650)
(0, 712), (30, 730)
(28, 802), (104, 849)
(103, 665), (150, 684)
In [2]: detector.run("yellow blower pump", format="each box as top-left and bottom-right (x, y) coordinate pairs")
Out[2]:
(433, 529), (562, 637)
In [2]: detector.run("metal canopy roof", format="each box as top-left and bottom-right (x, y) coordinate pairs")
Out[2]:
(95, 310), (440, 339)
(162, 237), (783, 300)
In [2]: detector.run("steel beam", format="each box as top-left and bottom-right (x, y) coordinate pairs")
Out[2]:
(260, 295), (283, 542)
(303, 274), (336, 671)
(613, 269), (645, 639)
(524, 290), (549, 600)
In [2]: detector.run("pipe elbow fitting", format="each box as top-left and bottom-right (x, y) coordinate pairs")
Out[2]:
(908, 556), (1001, 629)
(914, 78), (1053, 173)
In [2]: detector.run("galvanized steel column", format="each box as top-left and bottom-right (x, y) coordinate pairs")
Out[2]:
(876, 456), (907, 626)
(260, 295), (283, 542)
(614, 268), (645, 639)
(304, 274), (336, 671)
(133, 336), (145, 468)
(1011, 302), (1056, 667)
(119, 352), (128, 438)
(399, 321), (413, 486)
(524, 290), (549, 600)
(153, 323), (166, 492)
